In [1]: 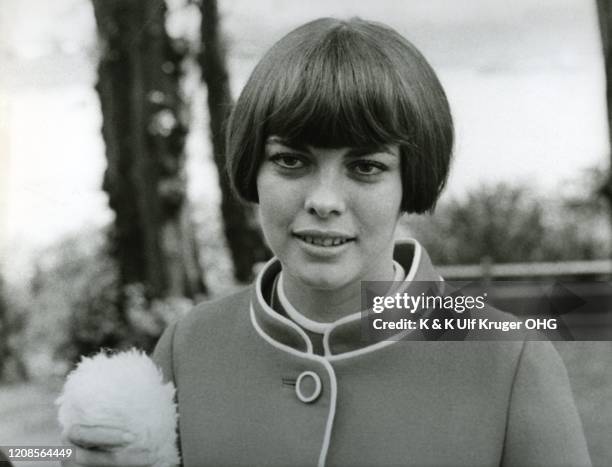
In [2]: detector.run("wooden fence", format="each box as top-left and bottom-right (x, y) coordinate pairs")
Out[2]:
(437, 258), (612, 281)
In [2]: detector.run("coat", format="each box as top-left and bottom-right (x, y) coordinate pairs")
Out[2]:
(152, 239), (591, 467)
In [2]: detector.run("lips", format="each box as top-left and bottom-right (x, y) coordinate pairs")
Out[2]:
(292, 230), (356, 248)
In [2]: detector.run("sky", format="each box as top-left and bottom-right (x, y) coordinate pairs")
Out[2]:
(0, 0), (609, 277)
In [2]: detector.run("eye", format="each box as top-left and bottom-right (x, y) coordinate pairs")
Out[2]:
(350, 160), (387, 177)
(270, 153), (306, 170)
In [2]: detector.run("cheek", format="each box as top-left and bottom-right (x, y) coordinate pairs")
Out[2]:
(257, 169), (279, 208)
(354, 183), (403, 234)
(362, 204), (400, 237)
(257, 181), (280, 234)
(256, 173), (299, 242)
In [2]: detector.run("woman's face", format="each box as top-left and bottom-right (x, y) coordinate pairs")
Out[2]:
(256, 136), (403, 291)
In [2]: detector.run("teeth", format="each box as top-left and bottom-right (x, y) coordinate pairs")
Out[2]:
(298, 235), (350, 246)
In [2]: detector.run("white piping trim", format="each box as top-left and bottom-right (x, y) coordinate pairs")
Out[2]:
(322, 241), (422, 358)
(322, 310), (359, 357)
(404, 238), (422, 282)
(324, 300), (414, 362)
(279, 272), (334, 334)
(255, 258), (314, 354)
(317, 359), (337, 467)
(250, 306), (337, 467)
(327, 334), (409, 361)
(280, 260), (405, 341)
(320, 255), (411, 356)
(247, 239), (429, 464)
(322, 335), (333, 357)
(390, 260), (406, 292)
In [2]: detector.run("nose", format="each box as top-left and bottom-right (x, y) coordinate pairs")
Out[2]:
(304, 173), (346, 218)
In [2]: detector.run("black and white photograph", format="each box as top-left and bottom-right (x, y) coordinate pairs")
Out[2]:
(1, 0), (611, 466)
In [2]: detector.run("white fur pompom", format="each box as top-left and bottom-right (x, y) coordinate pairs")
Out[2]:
(56, 349), (180, 467)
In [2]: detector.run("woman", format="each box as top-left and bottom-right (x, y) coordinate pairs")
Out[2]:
(66, 17), (591, 466)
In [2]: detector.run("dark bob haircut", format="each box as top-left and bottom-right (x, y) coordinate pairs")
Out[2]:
(226, 17), (453, 214)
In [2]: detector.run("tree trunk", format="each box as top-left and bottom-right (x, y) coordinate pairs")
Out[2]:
(0, 277), (8, 380)
(596, 0), (612, 257)
(0, 276), (28, 382)
(199, 0), (270, 283)
(92, 0), (206, 298)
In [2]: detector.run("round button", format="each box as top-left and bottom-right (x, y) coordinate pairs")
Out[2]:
(295, 371), (322, 403)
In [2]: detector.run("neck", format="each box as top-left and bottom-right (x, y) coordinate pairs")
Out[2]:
(281, 262), (396, 323)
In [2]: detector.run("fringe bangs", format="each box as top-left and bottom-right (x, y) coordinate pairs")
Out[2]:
(263, 24), (414, 149)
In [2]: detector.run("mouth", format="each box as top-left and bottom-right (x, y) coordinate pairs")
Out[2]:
(292, 233), (356, 247)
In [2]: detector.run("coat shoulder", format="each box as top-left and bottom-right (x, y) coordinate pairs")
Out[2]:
(152, 287), (252, 382)
(175, 287), (251, 340)
(181, 288), (251, 323)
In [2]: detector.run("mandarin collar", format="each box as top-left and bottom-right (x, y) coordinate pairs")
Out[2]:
(249, 239), (441, 357)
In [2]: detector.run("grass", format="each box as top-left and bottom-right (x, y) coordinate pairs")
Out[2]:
(0, 378), (63, 467)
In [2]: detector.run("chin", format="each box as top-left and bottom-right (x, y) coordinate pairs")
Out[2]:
(294, 266), (353, 291)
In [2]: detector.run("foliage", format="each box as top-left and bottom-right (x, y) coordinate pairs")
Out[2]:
(25, 228), (194, 370)
(26, 229), (112, 370)
(0, 275), (29, 382)
(22, 201), (243, 371)
(60, 264), (194, 363)
(191, 202), (251, 298)
(403, 180), (610, 265)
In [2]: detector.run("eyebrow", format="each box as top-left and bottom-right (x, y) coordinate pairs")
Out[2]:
(265, 137), (398, 158)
